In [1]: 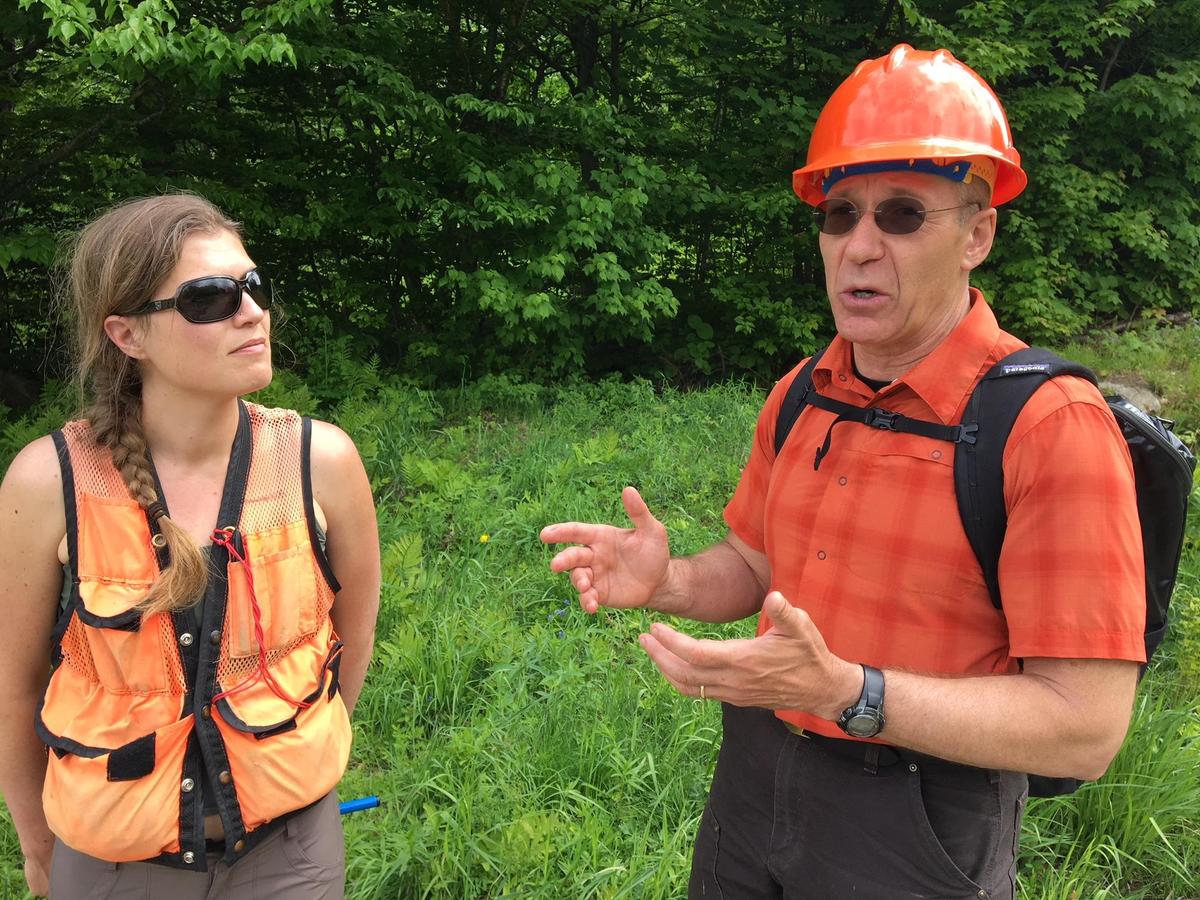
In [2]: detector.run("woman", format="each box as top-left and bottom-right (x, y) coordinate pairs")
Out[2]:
(0, 194), (380, 898)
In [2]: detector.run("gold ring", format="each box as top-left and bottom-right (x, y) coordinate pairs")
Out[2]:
(699, 684), (706, 701)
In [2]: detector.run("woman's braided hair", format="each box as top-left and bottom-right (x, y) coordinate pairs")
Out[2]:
(64, 193), (240, 617)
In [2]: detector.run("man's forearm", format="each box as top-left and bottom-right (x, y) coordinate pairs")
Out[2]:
(647, 540), (766, 623)
(879, 659), (1138, 779)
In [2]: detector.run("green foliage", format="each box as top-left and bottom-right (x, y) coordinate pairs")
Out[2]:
(3, 357), (1200, 897)
(6, 1), (1197, 393)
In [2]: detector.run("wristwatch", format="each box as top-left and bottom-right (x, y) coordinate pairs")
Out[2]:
(837, 664), (886, 738)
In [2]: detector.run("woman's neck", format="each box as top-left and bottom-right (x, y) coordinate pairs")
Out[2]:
(139, 381), (242, 467)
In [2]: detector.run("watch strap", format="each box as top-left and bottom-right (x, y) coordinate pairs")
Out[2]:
(861, 664), (884, 711)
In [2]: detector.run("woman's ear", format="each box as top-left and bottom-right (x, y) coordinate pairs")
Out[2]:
(103, 315), (147, 359)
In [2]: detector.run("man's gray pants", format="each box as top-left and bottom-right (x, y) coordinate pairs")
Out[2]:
(689, 704), (1027, 900)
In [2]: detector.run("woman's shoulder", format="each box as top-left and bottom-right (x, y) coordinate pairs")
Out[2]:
(2, 434), (62, 490)
(307, 418), (361, 468)
(1, 434), (65, 523)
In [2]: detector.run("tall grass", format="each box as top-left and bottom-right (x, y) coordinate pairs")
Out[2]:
(2, 325), (1199, 898)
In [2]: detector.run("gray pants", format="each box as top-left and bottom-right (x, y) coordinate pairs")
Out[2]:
(690, 704), (1027, 900)
(49, 791), (345, 900)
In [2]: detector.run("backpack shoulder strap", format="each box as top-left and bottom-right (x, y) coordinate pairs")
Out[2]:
(774, 348), (827, 456)
(954, 347), (1098, 609)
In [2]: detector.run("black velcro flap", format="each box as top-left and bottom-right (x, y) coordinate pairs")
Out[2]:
(106, 733), (156, 782)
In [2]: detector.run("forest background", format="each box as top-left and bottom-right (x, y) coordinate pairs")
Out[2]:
(3, 1), (1200, 898)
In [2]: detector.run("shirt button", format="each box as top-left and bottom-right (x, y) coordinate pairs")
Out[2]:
(838, 476), (848, 486)
(931, 449), (943, 460)
(219, 770), (232, 785)
(210, 630), (221, 645)
(182, 851), (195, 864)
(838, 373), (848, 382)
(233, 840), (246, 853)
(181, 778), (195, 793)
(179, 633), (194, 647)
(817, 550), (827, 560)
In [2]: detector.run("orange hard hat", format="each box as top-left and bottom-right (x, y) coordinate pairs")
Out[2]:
(793, 44), (1027, 207)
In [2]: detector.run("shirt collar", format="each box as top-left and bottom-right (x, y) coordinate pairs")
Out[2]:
(813, 288), (1003, 423)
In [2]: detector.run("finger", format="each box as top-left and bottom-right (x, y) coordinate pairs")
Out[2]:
(540, 522), (608, 546)
(580, 588), (600, 614)
(570, 567), (592, 593)
(639, 632), (704, 697)
(648, 620), (737, 668)
(761, 590), (790, 630)
(550, 545), (594, 573)
(620, 486), (659, 531)
(761, 590), (814, 637)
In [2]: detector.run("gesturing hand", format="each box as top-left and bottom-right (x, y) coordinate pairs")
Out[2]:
(638, 591), (861, 719)
(540, 486), (670, 614)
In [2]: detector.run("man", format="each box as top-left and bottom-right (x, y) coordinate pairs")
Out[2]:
(540, 45), (1146, 899)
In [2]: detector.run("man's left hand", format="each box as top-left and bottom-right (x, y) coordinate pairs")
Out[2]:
(638, 591), (862, 720)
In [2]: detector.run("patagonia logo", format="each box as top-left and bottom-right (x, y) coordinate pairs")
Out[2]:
(1002, 363), (1052, 375)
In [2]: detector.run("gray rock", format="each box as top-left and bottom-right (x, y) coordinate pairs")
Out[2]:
(1099, 378), (1163, 414)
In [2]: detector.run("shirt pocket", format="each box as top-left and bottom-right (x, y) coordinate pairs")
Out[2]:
(840, 431), (986, 602)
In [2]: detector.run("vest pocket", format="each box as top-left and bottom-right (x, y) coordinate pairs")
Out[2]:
(42, 715), (194, 863)
(75, 587), (173, 694)
(225, 528), (319, 657)
(217, 687), (351, 832)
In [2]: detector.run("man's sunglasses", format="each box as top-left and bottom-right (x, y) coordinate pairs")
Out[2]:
(814, 197), (978, 236)
(127, 269), (274, 324)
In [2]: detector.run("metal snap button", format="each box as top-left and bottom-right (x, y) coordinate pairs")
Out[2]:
(151, 533), (168, 549)
(218, 770), (232, 785)
(181, 778), (195, 793)
(182, 851), (195, 864)
(233, 840), (245, 853)
(179, 633), (194, 647)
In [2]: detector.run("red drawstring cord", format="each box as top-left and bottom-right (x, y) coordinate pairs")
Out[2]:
(210, 528), (313, 710)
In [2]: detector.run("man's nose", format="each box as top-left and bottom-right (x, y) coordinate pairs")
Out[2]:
(843, 212), (887, 264)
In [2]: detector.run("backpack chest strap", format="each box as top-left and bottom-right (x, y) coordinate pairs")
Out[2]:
(804, 390), (978, 470)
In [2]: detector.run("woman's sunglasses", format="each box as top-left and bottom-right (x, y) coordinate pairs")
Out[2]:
(127, 269), (274, 324)
(814, 197), (978, 236)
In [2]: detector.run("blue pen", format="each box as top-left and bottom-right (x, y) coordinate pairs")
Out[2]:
(339, 796), (381, 815)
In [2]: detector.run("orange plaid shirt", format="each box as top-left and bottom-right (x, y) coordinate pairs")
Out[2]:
(724, 290), (1146, 738)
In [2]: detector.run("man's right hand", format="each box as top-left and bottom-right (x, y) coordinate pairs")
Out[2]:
(540, 486), (670, 614)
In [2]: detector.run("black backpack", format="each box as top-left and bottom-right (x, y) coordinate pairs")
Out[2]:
(773, 346), (1196, 797)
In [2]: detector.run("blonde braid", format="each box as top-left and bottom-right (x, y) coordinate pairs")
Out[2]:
(86, 363), (208, 618)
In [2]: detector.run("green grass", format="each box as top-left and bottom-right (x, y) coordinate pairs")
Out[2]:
(3, 325), (1199, 898)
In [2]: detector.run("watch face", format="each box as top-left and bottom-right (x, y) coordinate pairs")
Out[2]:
(844, 711), (883, 738)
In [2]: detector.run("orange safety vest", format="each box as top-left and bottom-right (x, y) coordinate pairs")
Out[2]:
(38, 401), (351, 869)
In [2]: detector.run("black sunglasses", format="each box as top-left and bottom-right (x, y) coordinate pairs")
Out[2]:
(814, 197), (978, 236)
(127, 269), (274, 323)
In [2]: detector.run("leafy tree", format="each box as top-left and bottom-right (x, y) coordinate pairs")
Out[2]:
(2, 0), (1197, 401)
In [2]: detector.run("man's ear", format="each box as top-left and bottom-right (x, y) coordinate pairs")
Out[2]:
(103, 315), (147, 359)
(961, 206), (997, 273)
